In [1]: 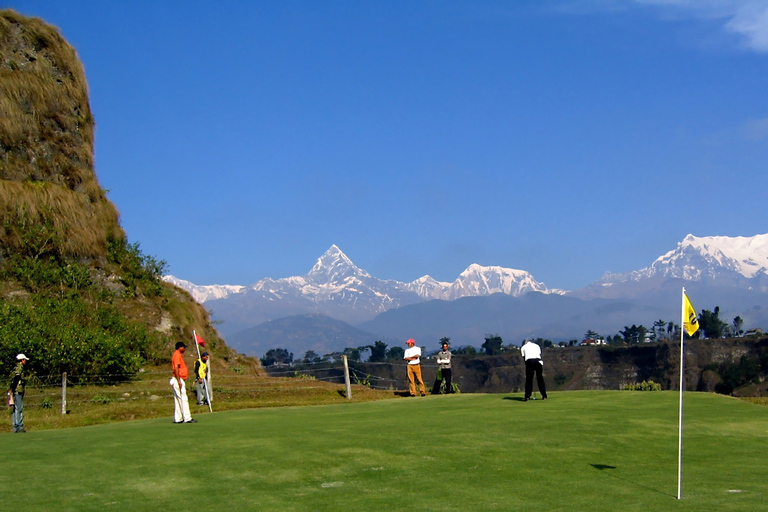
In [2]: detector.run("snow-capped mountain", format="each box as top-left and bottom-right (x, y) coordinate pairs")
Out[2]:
(243, 245), (424, 316)
(164, 244), (559, 333)
(571, 233), (768, 304)
(162, 275), (244, 303)
(594, 234), (768, 286)
(442, 263), (552, 299)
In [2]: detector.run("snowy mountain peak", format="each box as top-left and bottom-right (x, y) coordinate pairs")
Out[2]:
(307, 245), (371, 284)
(165, 245), (559, 324)
(448, 263), (549, 299)
(592, 233), (768, 289)
(652, 233), (768, 279)
(162, 276), (245, 303)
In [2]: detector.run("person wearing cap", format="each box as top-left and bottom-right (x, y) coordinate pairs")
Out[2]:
(194, 351), (210, 406)
(8, 354), (28, 433)
(520, 340), (547, 401)
(171, 341), (196, 423)
(432, 340), (453, 394)
(403, 338), (426, 397)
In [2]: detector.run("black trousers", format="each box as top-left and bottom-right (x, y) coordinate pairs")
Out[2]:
(431, 368), (452, 394)
(524, 359), (547, 399)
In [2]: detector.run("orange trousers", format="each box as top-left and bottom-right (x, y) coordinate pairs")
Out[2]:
(407, 364), (426, 396)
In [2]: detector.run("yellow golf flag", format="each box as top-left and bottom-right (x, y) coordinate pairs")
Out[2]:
(683, 293), (699, 336)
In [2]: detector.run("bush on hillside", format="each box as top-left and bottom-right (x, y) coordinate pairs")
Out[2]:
(0, 294), (165, 380)
(106, 235), (167, 298)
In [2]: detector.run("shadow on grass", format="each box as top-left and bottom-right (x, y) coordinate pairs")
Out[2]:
(590, 463), (674, 498)
(503, 396), (549, 402)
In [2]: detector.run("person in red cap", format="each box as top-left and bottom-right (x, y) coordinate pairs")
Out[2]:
(403, 338), (426, 396)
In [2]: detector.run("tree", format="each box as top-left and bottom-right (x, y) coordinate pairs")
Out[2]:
(453, 345), (477, 356)
(261, 348), (293, 367)
(532, 337), (552, 348)
(386, 346), (404, 361)
(619, 325), (648, 344)
(584, 330), (600, 341)
(667, 322), (680, 340)
(440, 336), (451, 346)
(653, 319), (667, 341)
(367, 341), (388, 362)
(301, 350), (320, 364)
(481, 334), (504, 355)
(323, 351), (343, 363)
(343, 347), (362, 362)
(732, 316), (744, 337)
(698, 307), (727, 339)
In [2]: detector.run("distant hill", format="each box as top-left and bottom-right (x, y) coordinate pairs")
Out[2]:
(226, 314), (400, 358)
(357, 292), (672, 346)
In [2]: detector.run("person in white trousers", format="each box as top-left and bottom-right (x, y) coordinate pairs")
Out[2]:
(171, 341), (196, 423)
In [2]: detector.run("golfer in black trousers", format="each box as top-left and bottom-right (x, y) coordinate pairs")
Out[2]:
(521, 340), (547, 401)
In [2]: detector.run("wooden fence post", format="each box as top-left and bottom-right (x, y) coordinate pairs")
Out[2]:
(342, 356), (352, 400)
(61, 372), (67, 415)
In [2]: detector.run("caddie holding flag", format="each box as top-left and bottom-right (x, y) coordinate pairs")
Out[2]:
(194, 352), (210, 406)
(193, 331), (212, 411)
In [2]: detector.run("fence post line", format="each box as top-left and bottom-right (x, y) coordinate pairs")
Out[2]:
(61, 372), (67, 415)
(342, 356), (352, 400)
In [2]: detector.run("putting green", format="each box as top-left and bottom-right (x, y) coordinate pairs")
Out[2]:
(1, 391), (764, 511)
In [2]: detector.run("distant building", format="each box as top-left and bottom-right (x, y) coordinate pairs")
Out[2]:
(580, 338), (606, 346)
(744, 328), (764, 337)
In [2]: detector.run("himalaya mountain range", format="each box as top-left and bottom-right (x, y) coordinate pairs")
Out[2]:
(165, 234), (768, 357)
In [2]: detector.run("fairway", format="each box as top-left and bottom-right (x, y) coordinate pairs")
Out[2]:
(1, 391), (765, 511)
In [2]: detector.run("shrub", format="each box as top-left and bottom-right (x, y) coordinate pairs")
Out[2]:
(623, 380), (662, 391)
(0, 294), (165, 380)
(106, 236), (167, 298)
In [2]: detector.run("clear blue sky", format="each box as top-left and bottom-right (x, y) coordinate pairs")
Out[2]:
(9, 1), (768, 290)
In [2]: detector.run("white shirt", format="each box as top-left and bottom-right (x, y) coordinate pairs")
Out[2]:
(404, 346), (421, 365)
(520, 342), (542, 361)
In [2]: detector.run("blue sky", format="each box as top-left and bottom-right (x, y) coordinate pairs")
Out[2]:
(9, 1), (768, 290)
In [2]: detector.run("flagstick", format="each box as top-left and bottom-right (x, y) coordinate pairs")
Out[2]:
(193, 330), (213, 413)
(677, 288), (685, 500)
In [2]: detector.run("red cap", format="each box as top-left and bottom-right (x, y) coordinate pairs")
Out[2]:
(406, 338), (415, 345)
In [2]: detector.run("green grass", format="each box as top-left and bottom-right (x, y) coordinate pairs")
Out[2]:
(1, 391), (765, 511)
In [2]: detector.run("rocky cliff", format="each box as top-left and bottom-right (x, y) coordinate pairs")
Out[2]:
(0, 10), (259, 377)
(305, 337), (768, 396)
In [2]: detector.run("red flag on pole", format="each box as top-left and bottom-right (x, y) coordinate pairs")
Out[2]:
(195, 334), (205, 347)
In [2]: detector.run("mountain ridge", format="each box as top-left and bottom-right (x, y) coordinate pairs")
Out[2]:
(165, 244), (561, 333)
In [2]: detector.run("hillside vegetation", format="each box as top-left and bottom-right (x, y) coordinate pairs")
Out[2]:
(0, 10), (259, 380)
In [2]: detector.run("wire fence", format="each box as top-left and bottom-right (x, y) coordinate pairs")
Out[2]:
(6, 355), (472, 420)
(263, 360), (447, 391)
(8, 362), (427, 412)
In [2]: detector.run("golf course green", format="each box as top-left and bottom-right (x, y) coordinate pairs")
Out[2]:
(2, 391), (764, 511)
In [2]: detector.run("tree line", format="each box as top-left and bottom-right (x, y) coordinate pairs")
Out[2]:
(260, 305), (754, 365)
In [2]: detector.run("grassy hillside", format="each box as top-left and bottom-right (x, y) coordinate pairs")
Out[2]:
(0, 9), (259, 380)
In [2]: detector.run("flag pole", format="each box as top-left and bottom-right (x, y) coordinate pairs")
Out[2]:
(193, 330), (213, 413)
(677, 287), (685, 500)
